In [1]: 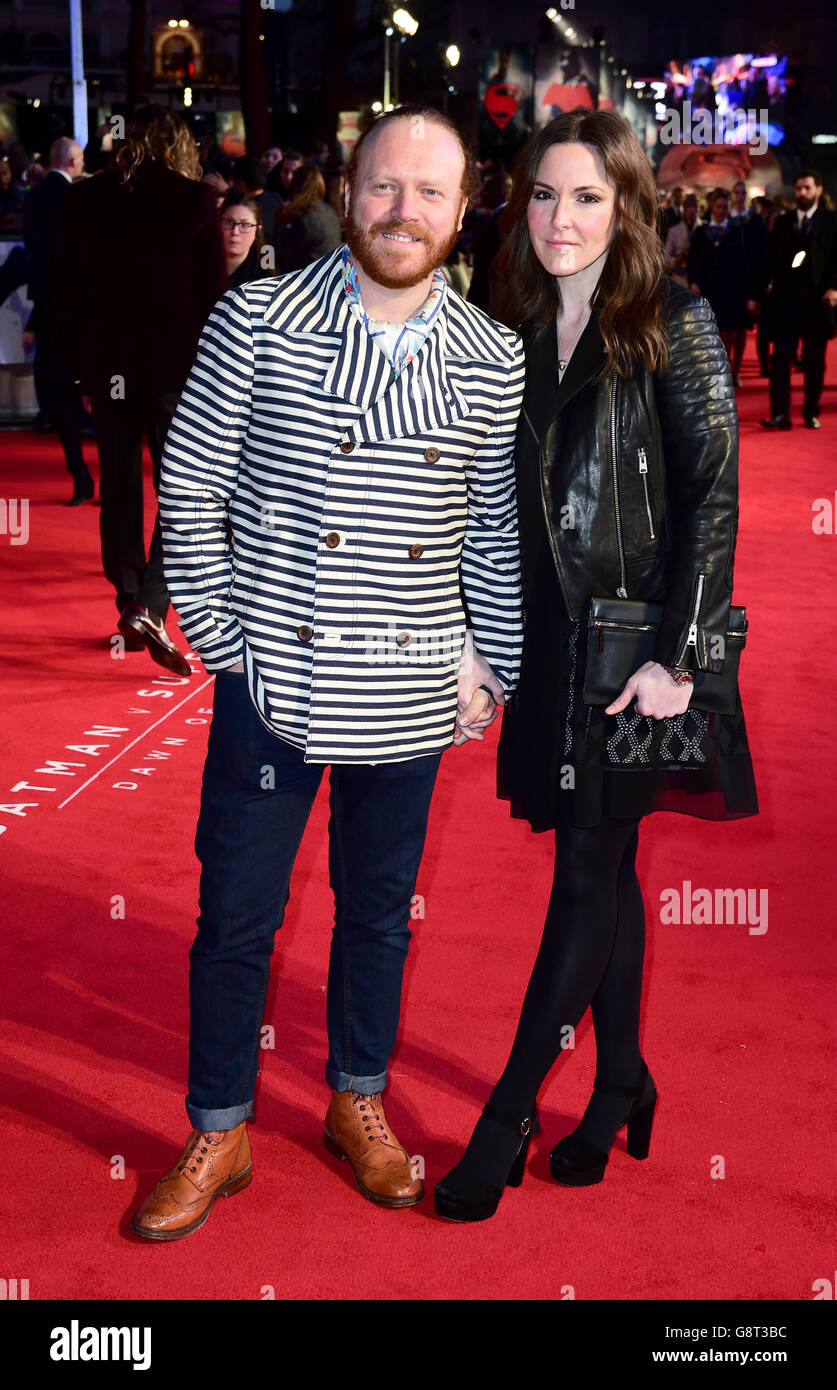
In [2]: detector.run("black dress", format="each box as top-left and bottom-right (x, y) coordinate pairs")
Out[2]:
(497, 316), (759, 833)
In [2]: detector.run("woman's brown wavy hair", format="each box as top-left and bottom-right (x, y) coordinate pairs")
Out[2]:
(276, 164), (326, 225)
(495, 108), (669, 377)
(112, 104), (202, 185)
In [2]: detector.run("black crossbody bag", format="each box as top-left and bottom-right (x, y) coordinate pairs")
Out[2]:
(582, 597), (748, 716)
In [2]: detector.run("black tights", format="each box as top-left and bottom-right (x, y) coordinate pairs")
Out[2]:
(459, 815), (646, 1184)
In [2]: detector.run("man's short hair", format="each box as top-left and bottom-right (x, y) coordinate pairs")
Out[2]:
(347, 105), (479, 203)
(49, 136), (77, 169)
(795, 168), (823, 187)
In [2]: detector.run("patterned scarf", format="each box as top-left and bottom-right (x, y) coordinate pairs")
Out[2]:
(342, 245), (446, 377)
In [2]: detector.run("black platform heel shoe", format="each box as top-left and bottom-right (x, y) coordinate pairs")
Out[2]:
(549, 1059), (657, 1187)
(434, 1104), (541, 1223)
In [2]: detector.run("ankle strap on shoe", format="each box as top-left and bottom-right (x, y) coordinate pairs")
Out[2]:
(593, 1061), (648, 1098)
(483, 1101), (535, 1136)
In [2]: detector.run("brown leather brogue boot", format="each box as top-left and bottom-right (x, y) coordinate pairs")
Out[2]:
(131, 1123), (251, 1241)
(323, 1091), (423, 1208)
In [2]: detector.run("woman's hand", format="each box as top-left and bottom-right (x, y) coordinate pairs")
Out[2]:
(605, 660), (694, 719)
(453, 631), (504, 745)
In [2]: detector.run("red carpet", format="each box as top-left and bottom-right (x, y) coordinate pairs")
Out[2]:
(0, 342), (834, 1301)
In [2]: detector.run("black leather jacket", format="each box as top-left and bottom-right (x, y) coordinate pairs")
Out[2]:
(516, 279), (738, 674)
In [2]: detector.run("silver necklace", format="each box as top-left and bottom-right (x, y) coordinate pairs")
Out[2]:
(557, 309), (590, 374)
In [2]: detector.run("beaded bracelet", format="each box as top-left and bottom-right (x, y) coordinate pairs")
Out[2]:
(660, 663), (694, 685)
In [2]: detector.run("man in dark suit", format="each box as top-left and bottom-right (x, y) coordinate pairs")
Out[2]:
(22, 137), (95, 504)
(760, 169), (837, 430)
(56, 105), (228, 674)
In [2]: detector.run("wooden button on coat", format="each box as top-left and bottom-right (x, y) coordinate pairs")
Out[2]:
(339, 441), (355, 453)
(424, 446), (440, 463)
(395, 632), (412, 647)
(325, 532), (340, 548)
(408, 543), (424, 559)
(296, 625), (313, 641)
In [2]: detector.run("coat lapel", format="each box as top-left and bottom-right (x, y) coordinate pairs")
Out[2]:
(349, 303), (471, 444)
(319, 307), (395, 413)
(523, 309), (607, 439)
(261, 248), (393, 411)
(259, 246), (499, 441)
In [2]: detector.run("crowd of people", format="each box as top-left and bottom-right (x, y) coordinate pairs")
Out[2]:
(655, 176), (837, 425)
(1, 107), (835, 680)
(0, 109), (523, 675)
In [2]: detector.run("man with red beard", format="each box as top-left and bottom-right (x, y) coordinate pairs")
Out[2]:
(134, 107), (524, 1239)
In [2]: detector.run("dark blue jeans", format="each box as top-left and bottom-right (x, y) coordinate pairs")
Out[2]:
(186, 670), (442, 1130)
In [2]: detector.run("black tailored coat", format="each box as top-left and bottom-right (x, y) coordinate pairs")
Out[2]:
(55, 162), (228, 396)
(760, 204), (837, 338)
(22, 169), (71, 333)
(516, 278), (738, 678)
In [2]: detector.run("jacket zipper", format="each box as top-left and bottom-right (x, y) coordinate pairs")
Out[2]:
(676, 570), (706, 666)
(637, 447), (656, 539)
(523, 402), (573, 618)
(610, 378), (628, 597)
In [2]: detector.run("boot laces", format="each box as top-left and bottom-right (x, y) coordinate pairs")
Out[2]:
(177, 1130), (216, 1176)
(353, 1093), (389, 1144)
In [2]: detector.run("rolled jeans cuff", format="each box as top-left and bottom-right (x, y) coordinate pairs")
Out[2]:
(326, 1063), (388, 1094)
(185, 1097), (253, 1130)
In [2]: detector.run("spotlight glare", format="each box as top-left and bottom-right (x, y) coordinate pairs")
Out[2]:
(392, 7), (418, 36)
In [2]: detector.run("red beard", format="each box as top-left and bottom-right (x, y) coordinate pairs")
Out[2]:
(345, 209), (458, 289)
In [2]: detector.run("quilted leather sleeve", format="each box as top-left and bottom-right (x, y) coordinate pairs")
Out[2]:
(652, 283), (739, 673)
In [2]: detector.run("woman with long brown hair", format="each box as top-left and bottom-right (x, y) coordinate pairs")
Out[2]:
(273, 162), (341, 272)
(435, 110), (757, 1222)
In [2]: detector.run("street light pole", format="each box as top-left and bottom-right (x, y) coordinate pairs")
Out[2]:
(394, 35), (400, 106)
(383, 26), (391, 109)
(68, 0), (88, 148)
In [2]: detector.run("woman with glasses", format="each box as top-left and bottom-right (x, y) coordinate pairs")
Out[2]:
(434, 109), (758, 1223)
(219, 192), (271, 288)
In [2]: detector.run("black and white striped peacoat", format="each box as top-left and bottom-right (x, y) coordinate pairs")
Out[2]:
(159, 247), (525, 764)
